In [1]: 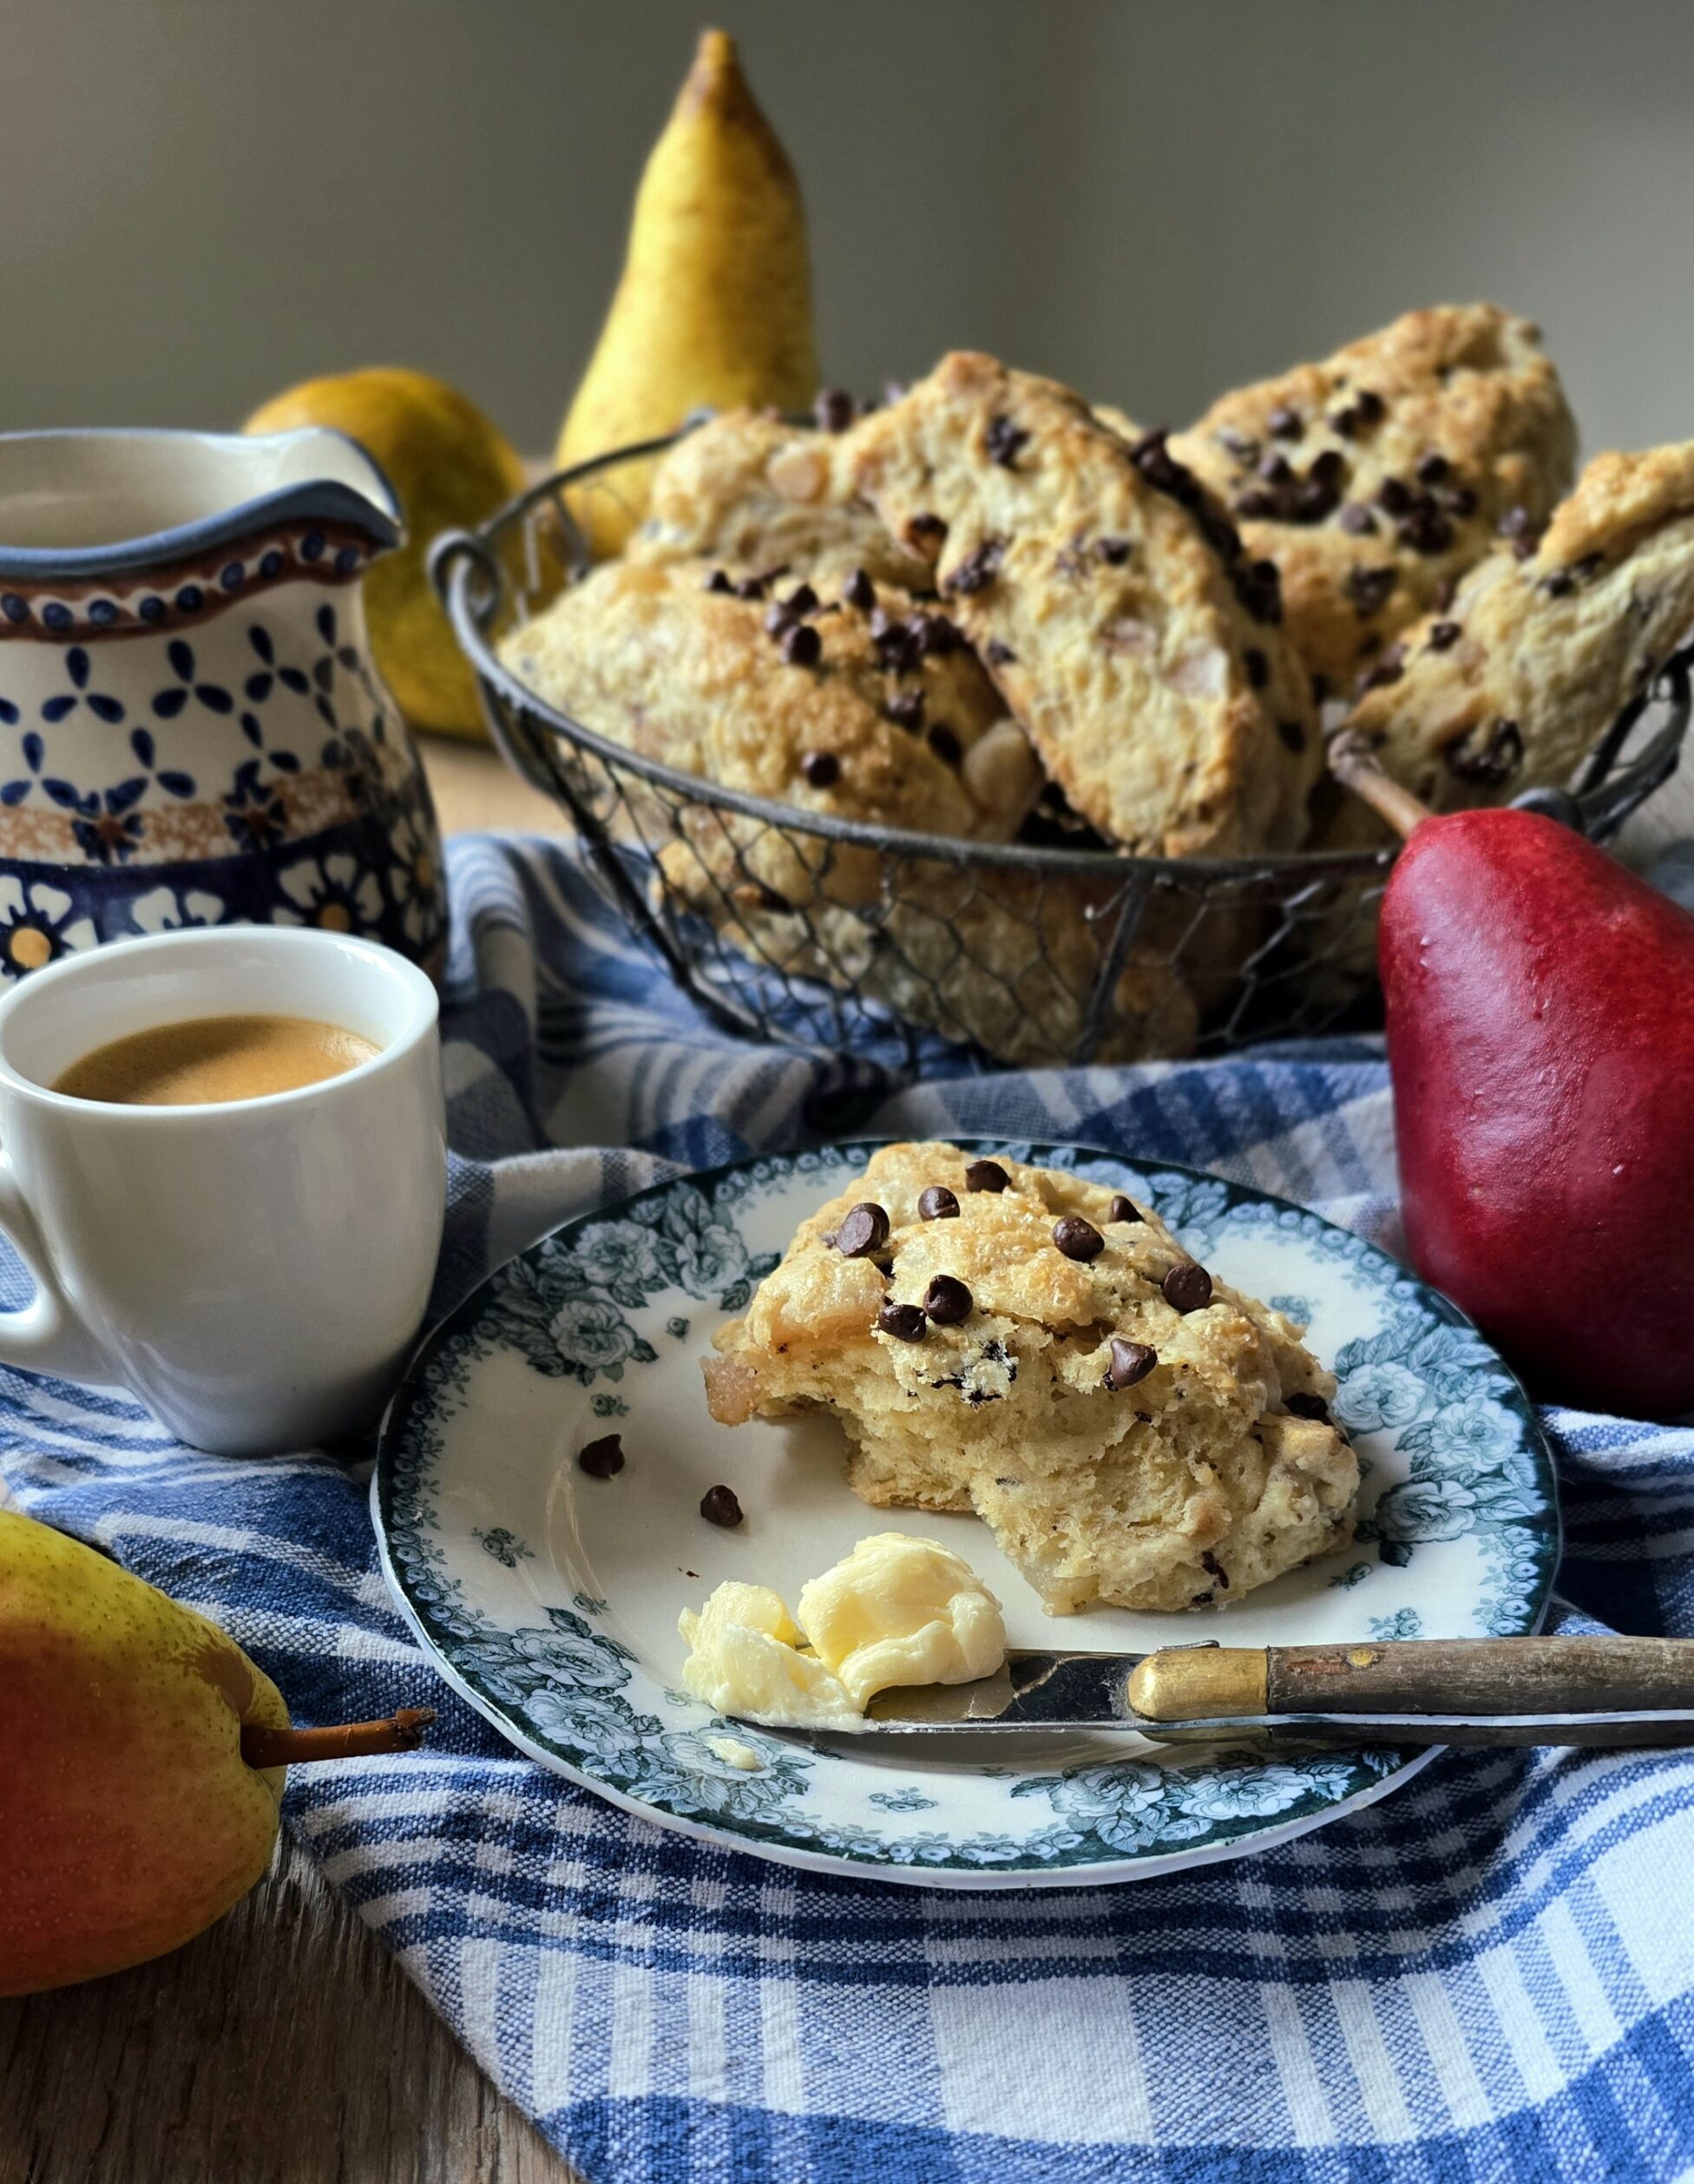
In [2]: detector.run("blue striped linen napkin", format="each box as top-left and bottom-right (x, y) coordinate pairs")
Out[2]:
(4, 834), (1691, 2184)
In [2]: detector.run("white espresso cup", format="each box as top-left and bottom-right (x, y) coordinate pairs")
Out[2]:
(0, 925), (446, 1455)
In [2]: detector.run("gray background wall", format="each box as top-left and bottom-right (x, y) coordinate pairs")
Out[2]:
(5, 0), (1694, 462)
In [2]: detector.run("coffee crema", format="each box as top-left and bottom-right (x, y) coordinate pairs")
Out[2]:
(54, 1013), (381, 1107)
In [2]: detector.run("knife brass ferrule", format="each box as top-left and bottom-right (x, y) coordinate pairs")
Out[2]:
(1126, 1646), (1268, 1722)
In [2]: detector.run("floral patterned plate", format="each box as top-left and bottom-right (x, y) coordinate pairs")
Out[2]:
(371, 1142), (1559, 1890)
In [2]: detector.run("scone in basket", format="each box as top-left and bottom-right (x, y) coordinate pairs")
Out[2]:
(434, 437), (1690, 1073)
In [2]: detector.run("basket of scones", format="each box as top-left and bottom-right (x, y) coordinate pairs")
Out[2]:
(438, 308), (1691, 1070)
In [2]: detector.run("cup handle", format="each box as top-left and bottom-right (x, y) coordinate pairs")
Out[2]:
(0, 1145), (111, 1381)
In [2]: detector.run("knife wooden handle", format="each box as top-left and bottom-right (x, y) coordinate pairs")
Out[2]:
(1127, 1636), (1694, 1722)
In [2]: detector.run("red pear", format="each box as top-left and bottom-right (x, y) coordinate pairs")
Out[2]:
(1381, 807), (1694, 1417)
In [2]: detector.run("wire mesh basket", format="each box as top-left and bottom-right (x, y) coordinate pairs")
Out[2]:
(433, 436), (1691, 1074)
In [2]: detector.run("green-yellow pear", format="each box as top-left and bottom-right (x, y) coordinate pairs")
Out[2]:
(557, 28), (818, 555)
(0, 1510), (433, 1996)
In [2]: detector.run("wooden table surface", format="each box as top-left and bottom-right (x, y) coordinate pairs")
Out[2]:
(4, 734), (1691, 2184)
(0, 737), (577, 2184)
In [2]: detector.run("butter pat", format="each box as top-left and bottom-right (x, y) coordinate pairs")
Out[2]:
(678, 1538), (1006, 1732)
(796, 1533), (1006, 1709)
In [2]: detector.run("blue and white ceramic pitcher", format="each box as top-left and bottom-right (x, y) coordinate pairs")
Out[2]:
(0, 428), (447, 980)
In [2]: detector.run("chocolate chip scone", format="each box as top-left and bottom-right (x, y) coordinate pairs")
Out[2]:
(1171, 305), (1576, 701)
(499, 562), (1197, 1065)
(627, 408), (932, 591)
(704, 1143), (1356, 1613)
(846, 352), (1322, 856)
(1317, 439), (1694, 850)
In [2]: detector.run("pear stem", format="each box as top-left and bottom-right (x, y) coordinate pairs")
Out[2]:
(240, 1708), (436, 1769)
(1326, 730), (1435, 843)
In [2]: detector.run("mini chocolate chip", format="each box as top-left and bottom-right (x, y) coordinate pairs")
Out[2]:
(801, 749), (840, 787)
(964, 1158), (1009, 1193)
(918, 1184), (960, 1220)
(986, 639), (1018, 666)
(1330, 403), (1364, 438)
(1308, 449), (1348, 489)
(1376, 476), (1413, 515)
(844, 567), (877, 612)
(765, 600), (795, 635)
(1199, 1548), (1231, 1589)
(836, 1201), (890, 1256)
(784, 581), (819, 616)
(945, 537), (1005, 597)
(1258, 451), (1295, 486)
(815, 387), (856, 433)
(705, 569), (735, 594)
(1295, 478), (1341, 523)
(1244, 647), (1270, 689)
(1097, 536), (1133, 565)
(1397, 502), (1454, 556)
(1268, 404), (1303, 439)
(1232, 488), (1278, 520)
(1108, 1193), (1142, 1224)
(1310, 672), (1331, 705)
(1162, 1262), (1213, 1313)
(986, 414), (1030, 468)
(1416, 451), (1451, 485)
(1277, 718), (1307, 752)
(1355, 390), (1386, 425)
(1345, 564), (1396, 618)
(870, 609), (918, 672)
(1427, 620), (1462, 651)
(1447, 716), (1523, 786)
(781, 622), (822, 667)
(909, 512), (949, 549)
(734, 574), (767, 600)
(923, 1275), (973, 1325)
(1543, 568), (1573, 598)
(928, 724), (962, 765)
(1053, 1215), (1105, 1262)
(1105, 1337), (1157, 1390)
(877, 1300), (929, 1342)
(1338, 502), (1376, 535)
(911, 610), (962, 655)
(883, 690), (925, 732)
(699, 1485), (743, 1527)
(578, 1433), (625, 1478)
(1285, 1391), (1332, 1422)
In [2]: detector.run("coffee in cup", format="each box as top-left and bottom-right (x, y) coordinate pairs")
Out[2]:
(55, 1013), (381, 1107)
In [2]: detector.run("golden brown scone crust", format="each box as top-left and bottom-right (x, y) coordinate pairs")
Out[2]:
(627, 409), (933, 590)
(1319, 439), (1694, 849)
(1172, 305), (1576, 699)
(846, 352), (1321, 856)
(706, 1142), (1356, 1613)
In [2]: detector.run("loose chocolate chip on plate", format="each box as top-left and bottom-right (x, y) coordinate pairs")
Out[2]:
(918, 1184), (960, 1220)
(704, 568), (735, 594)
(781, 622), (822, 667)
(877, 1299), (929, 1342)
(699, 1485), (743, 1527)
(843, 567), (877, 613)
(1108, 1193), (1142, 1224)
(923, 1275), (973, 1325)
(800, 749), (840, 787)
(815, 387), (856, 433)
(578, 1433), (625, 1478)
(1162, 1262), (1213, 1313)
(836, 1201), (890, 1256)
(883, 689), (925, 732)
(1426, 620), (1462, 652)
(1268, 404), (1303, 440)
(985, 414), (1030, 468)
(928, 724), (962, 765)
(1285, 1391), (1332, 1423)
(1105, 1337), (1157, 1390)
(964, 1158), (1009, 1193)
(1053, 1215), (1105, 1262)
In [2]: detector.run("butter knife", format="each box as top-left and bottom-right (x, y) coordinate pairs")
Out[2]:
(850, 1637), (1694, 1747)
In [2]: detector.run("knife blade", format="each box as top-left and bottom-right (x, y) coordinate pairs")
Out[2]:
(848, 1636), (1694, 1747)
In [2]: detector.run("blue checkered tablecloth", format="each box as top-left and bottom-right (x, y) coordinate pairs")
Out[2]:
(5, 835), (1692, 2184)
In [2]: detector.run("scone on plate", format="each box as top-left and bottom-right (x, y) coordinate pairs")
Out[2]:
(627, 408), (933, 591)
(846, 352), (1323, 856)
(1172, 304), (1576, 702)
(498, 561), (1196, 1065)
(1317, 438), (1694, 850)
(704, 1143), (1357, 1613)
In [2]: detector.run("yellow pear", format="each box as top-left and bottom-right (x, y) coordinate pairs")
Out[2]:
(0, 1509), (430, 1995)
(557, 29), (817, 555)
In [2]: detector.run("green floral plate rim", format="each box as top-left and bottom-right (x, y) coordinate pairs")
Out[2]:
(371, 1140), (1559, 1890)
